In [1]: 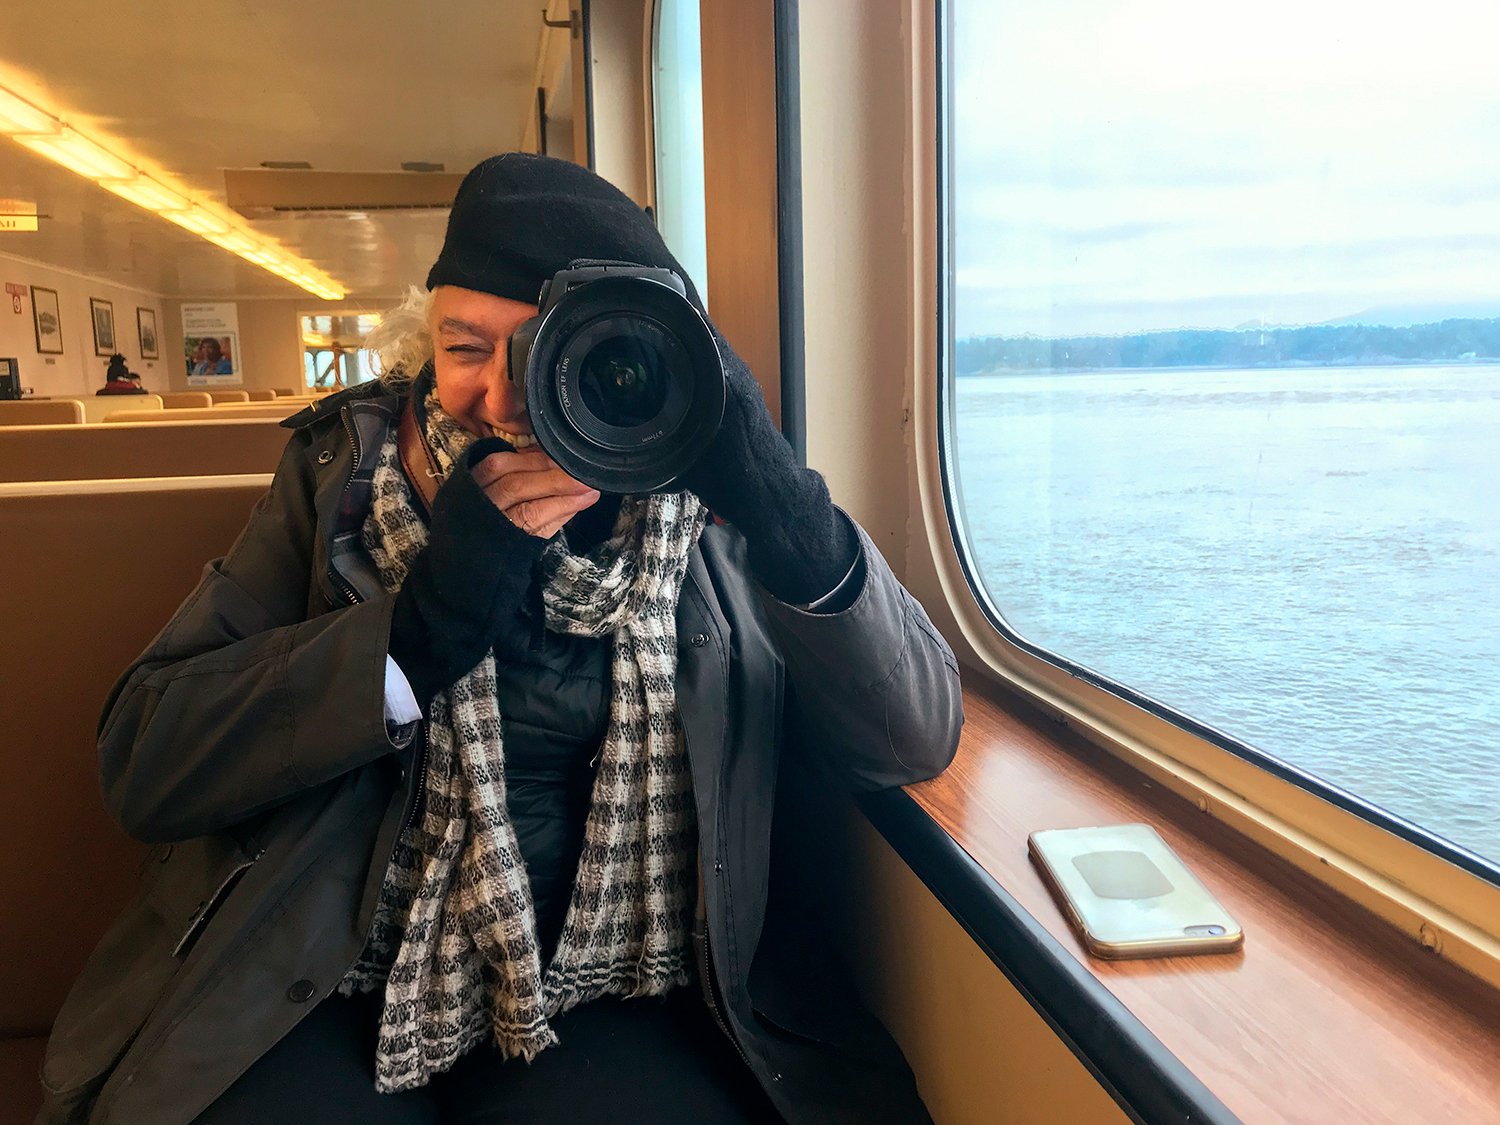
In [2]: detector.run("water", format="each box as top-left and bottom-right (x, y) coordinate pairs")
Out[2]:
(952, 364), (1500, 864)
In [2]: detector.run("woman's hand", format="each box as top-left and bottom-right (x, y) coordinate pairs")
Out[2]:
(471, 448), (600, 540)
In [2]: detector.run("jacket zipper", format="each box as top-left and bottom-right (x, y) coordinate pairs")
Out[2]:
(329, 408), (363, 607)
(329, 404), (429, 828)
(400, 733), (429, 833)
(696, 863), (753, 1071)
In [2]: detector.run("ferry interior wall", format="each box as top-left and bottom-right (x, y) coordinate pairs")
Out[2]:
(2, 2), (1498, 1123)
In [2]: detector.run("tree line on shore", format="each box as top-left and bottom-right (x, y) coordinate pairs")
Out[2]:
(955, 317), (1500, 375)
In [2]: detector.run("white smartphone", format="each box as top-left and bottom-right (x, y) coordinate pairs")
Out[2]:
(1028, 824), (1244, 959)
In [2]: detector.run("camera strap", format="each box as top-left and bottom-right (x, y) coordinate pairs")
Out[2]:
(397, 399), (442, 517)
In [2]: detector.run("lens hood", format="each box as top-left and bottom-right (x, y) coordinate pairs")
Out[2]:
(516, 268), (724, 494)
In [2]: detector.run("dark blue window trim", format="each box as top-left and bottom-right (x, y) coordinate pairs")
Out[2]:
(774, 0), (807, 465)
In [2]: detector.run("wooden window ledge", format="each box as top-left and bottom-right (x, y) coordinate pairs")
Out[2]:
(863, 681), (1500, 1123)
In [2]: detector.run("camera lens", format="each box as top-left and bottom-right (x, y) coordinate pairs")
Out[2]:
(555, 315), (691, 450)
(524, 273), (724, 494)
(578, 336), (668, 428)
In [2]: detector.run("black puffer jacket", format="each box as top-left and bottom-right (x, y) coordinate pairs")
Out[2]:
(494, 628), (610, 959)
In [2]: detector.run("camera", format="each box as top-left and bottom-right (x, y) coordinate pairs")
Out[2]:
(508, 260), (725, 494)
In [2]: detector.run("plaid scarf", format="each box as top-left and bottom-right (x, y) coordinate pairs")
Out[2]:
(340, 388), (706, 1093)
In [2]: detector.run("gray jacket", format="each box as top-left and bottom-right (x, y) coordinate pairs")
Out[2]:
(39, 382), (963, 1124)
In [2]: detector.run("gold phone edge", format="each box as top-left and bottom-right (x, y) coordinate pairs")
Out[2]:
(1027, 831), (1245, 960)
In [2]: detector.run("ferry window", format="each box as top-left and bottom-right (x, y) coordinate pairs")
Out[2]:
(301, 313), (380, 388)
(945, 0), (1500, 862)
(651, 0), (709, 303)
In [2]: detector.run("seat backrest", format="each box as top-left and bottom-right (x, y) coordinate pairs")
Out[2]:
(246, 390), (277, 401)
(159, 391), (214, 409)
(0, 474), (271, 1037)
(271, 387), (300, 397)
(79, 394), (164, 424)
(212, 399), (319, 415)
(207, 389), (250, 403)
(0, 400), (84, 426)
(105, 404), (298, 423)
(0, 419), (287, 482)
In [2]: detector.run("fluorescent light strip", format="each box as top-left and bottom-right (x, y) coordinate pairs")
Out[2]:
(0, 87), (53, 134)
(0, 83), (345, 300)
(16, 128), (134, 180)
(100, 176), (189, 213)
(162, 207), (230, 236)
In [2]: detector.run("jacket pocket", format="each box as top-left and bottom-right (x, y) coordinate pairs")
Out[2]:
(145, 833), (261, 958)
(40, 833), (260, 1106)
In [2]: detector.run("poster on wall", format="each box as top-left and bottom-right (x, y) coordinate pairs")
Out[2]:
(182, 302), (242, 386)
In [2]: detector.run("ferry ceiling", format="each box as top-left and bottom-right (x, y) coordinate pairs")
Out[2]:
(0, 0), (560, 301)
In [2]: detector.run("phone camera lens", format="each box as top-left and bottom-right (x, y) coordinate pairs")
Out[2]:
(1184, 924), (1228, 937)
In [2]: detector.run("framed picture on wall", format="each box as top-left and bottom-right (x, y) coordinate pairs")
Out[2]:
(90, 298), (117, 356)
(137, 307), (160, 359)
(31, 286), (63, 354)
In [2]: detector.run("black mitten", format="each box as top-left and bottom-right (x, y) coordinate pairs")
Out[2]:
(681, 333), (859, 605)
(388, 438), (547, 706)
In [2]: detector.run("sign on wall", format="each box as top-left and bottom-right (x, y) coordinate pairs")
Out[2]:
(0, 200), (39, 233)
(182, 302), (242, 387)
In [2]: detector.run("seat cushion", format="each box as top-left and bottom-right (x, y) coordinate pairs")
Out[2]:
(0, 1036), (46, 1125)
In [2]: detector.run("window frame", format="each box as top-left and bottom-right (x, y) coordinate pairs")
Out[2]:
(934, 1), (1500, 895)
(897, 0), (1500, 989)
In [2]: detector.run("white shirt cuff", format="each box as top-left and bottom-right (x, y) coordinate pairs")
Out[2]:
(383, 654), (423, 726)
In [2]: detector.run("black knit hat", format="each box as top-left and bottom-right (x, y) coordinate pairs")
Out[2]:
(425, 153), (701, 310)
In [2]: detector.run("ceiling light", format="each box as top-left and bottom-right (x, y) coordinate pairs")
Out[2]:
(15, 127), (134, 180)
(261, 160), (312, 170)
(1, 80), (345, 300)
(401, 161), (445, 172)
(100, 176), (189, 213)
(203, 229), (265, 256)
(161, 206), (230, 236)
(0, 88), (54, 135)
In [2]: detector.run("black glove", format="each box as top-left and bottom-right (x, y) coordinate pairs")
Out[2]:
(388, 438), (547, 706)
(680, 332), (859, 606)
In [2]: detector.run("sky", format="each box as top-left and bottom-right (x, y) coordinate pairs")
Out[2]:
(951, 0), (1500, 339)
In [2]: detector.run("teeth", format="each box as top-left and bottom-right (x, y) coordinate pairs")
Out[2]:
(495, 429), (537, 448)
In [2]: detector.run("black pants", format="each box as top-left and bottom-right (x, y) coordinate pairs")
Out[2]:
(192, 988), (781, 1124)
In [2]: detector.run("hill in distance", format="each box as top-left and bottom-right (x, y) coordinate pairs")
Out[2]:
(956, 314), (1500, 374)
(1320, 302), (1500, 328)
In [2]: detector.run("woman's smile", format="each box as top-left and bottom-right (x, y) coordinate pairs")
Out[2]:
(487, 424), (538, 448)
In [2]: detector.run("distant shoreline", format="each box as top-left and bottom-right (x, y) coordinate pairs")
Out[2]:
(954, 316), (1500, 377)
(958, 358), (1500, 378)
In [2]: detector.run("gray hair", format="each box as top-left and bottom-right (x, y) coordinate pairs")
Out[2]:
(367, 286), (434, 388)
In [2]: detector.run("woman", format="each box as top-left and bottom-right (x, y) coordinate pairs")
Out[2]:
(39, 154), (962, 1124)
(190, 337), (232, 377)
(96, 354), (146, 395)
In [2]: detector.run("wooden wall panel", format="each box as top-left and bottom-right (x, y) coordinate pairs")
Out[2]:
(793, 0), (915, 560)
(837, 809), (1130, 1124)
(698, 1), (781, 424)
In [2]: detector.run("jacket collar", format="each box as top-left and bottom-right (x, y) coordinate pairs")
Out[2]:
(281, 378), (396, 430)
(304, 383), (407, 605)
